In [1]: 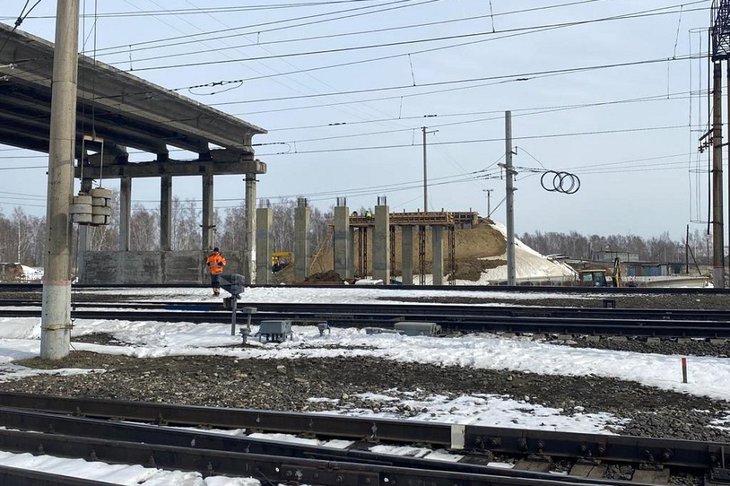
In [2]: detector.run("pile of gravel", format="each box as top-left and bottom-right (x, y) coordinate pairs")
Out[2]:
(4, 342), (729, 444)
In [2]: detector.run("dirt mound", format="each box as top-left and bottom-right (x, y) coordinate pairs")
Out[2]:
(0, 263), (24, 282)
(301, 270), (343, 284)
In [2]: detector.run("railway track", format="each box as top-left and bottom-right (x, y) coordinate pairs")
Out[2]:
(0, 392), (728, 485)
(2, 300), (730, 338)
(1, 282), (728, 293)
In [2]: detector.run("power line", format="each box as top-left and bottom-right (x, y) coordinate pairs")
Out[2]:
(210, 55), (698, 108)
(117, 2), (706, 72)
(92, 0), (435, 54)
(120, 3), (706, 72)
(92, 0), (608, 56)
(257, 124), (688, 156)
(0, 0), (43, 56)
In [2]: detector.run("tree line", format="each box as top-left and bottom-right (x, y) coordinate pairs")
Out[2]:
(0, 194), (714, 267)
(519, 229), (713, 264)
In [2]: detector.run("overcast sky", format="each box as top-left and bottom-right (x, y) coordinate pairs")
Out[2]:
(0, 0), (714, 239)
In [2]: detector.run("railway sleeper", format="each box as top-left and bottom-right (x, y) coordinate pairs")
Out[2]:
(707, 467), (730, 486)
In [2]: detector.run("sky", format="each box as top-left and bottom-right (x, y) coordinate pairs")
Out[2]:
(0, 284), (729, 483)
(0, 0), (717, 239)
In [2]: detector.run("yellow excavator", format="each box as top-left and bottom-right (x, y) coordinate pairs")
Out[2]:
(578, 257), (622, 287)
(271, 251), (294, 273)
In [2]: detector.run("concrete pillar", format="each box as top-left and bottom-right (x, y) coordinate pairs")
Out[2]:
(202, 174), (215, 250)
(333, 204), (351, 279)
(256, 206), (273, 284)
(76, 225), (90, 283)
(160, 175), (172, 251)
(119, 176), (131, 251)
(295, 199), (311, 281)
(242, 174), (257, 284)
(41, 0), (80, 360)
(373, 204), (390, 283)
(348, 227), (356, 279)
(431, 225), (444, 285)
(401, 225), (414, 284)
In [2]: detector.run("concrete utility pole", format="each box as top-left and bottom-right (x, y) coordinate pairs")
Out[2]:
(483, 189), (493, 218)
(41, 0), (80, 360)
(421, 127), (438, 211)
(712, 61), (725, 288)
(505, 111), (516, 286)
(422, 127), (428, 212)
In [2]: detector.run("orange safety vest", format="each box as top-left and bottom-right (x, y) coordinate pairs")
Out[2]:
(206, 252), (226, 275)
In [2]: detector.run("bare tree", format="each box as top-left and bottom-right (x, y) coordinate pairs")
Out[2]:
(130, 205), (159, 250)
(172, 197), (201, 250)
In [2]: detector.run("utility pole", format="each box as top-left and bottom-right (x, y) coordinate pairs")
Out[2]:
(711, 1), (730, 287)
(422, 127), (427, 212)
(41, 0), (80, 360)
(505, 111), (516, 286)
(712, 60), (725, 288)
(421, 127), (438, 212)
(482, 189), (493, 218)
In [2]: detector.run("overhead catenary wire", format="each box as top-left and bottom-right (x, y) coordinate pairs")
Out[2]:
(112, 2), (707, 72)
(117, 3), (707, 73)
(257, 124), (689, 156)
(89, 0), (610, 56)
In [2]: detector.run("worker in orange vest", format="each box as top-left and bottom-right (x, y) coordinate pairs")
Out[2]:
(205, 247), (227, 296)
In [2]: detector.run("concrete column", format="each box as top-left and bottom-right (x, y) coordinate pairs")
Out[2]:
(431, 225), (444, 285)
(401, 225), (414, 284)
(202, 174), (215, 250)
(242, 174), (257, 284)
(373, 204), (390, 283)
(76, 225), (90, 283)
(333, 205), (351, 278)
(295, 199), (311, 281)
(256, 206), (273, 284)
(160, 175), (172, 251)
(348, 227), (356, 279)
(119, 176), (131, 251)
(41, 0), (80, 360)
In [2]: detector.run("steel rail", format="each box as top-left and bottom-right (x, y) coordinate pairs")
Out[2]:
(0, 406), (653, 486)
(0, 428), (623, 486)
(0, 282), (728, 295)
(2, 300), (730, 323)
(1, 306), (730, 338)
(0, 392), (726, 471)
(0, 465), (115, 486)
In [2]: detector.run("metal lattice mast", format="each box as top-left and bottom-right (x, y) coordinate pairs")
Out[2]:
(713, 0), (730, 61)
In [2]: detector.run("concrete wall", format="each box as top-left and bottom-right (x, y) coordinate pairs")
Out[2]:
(80, 250), (244, 284)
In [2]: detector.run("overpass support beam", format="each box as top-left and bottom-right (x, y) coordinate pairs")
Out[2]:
(256, 205), (273, 284)
(334, 200), (351, 279)
(202, 174), (215, 250)
(373, 201), (390, 283)
(160, 175), (172, 251)
(119, 176), (131, 251)
(401, 226), (414, 284)
(295, 198), (311, 282)
(242, 174), (257, 284)
(432, 225), (444, 285)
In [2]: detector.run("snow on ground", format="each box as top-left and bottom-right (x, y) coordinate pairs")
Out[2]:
(0, 286), (727, 484)
(85, 285), (603, 304)
(20, 265), (43, 281)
